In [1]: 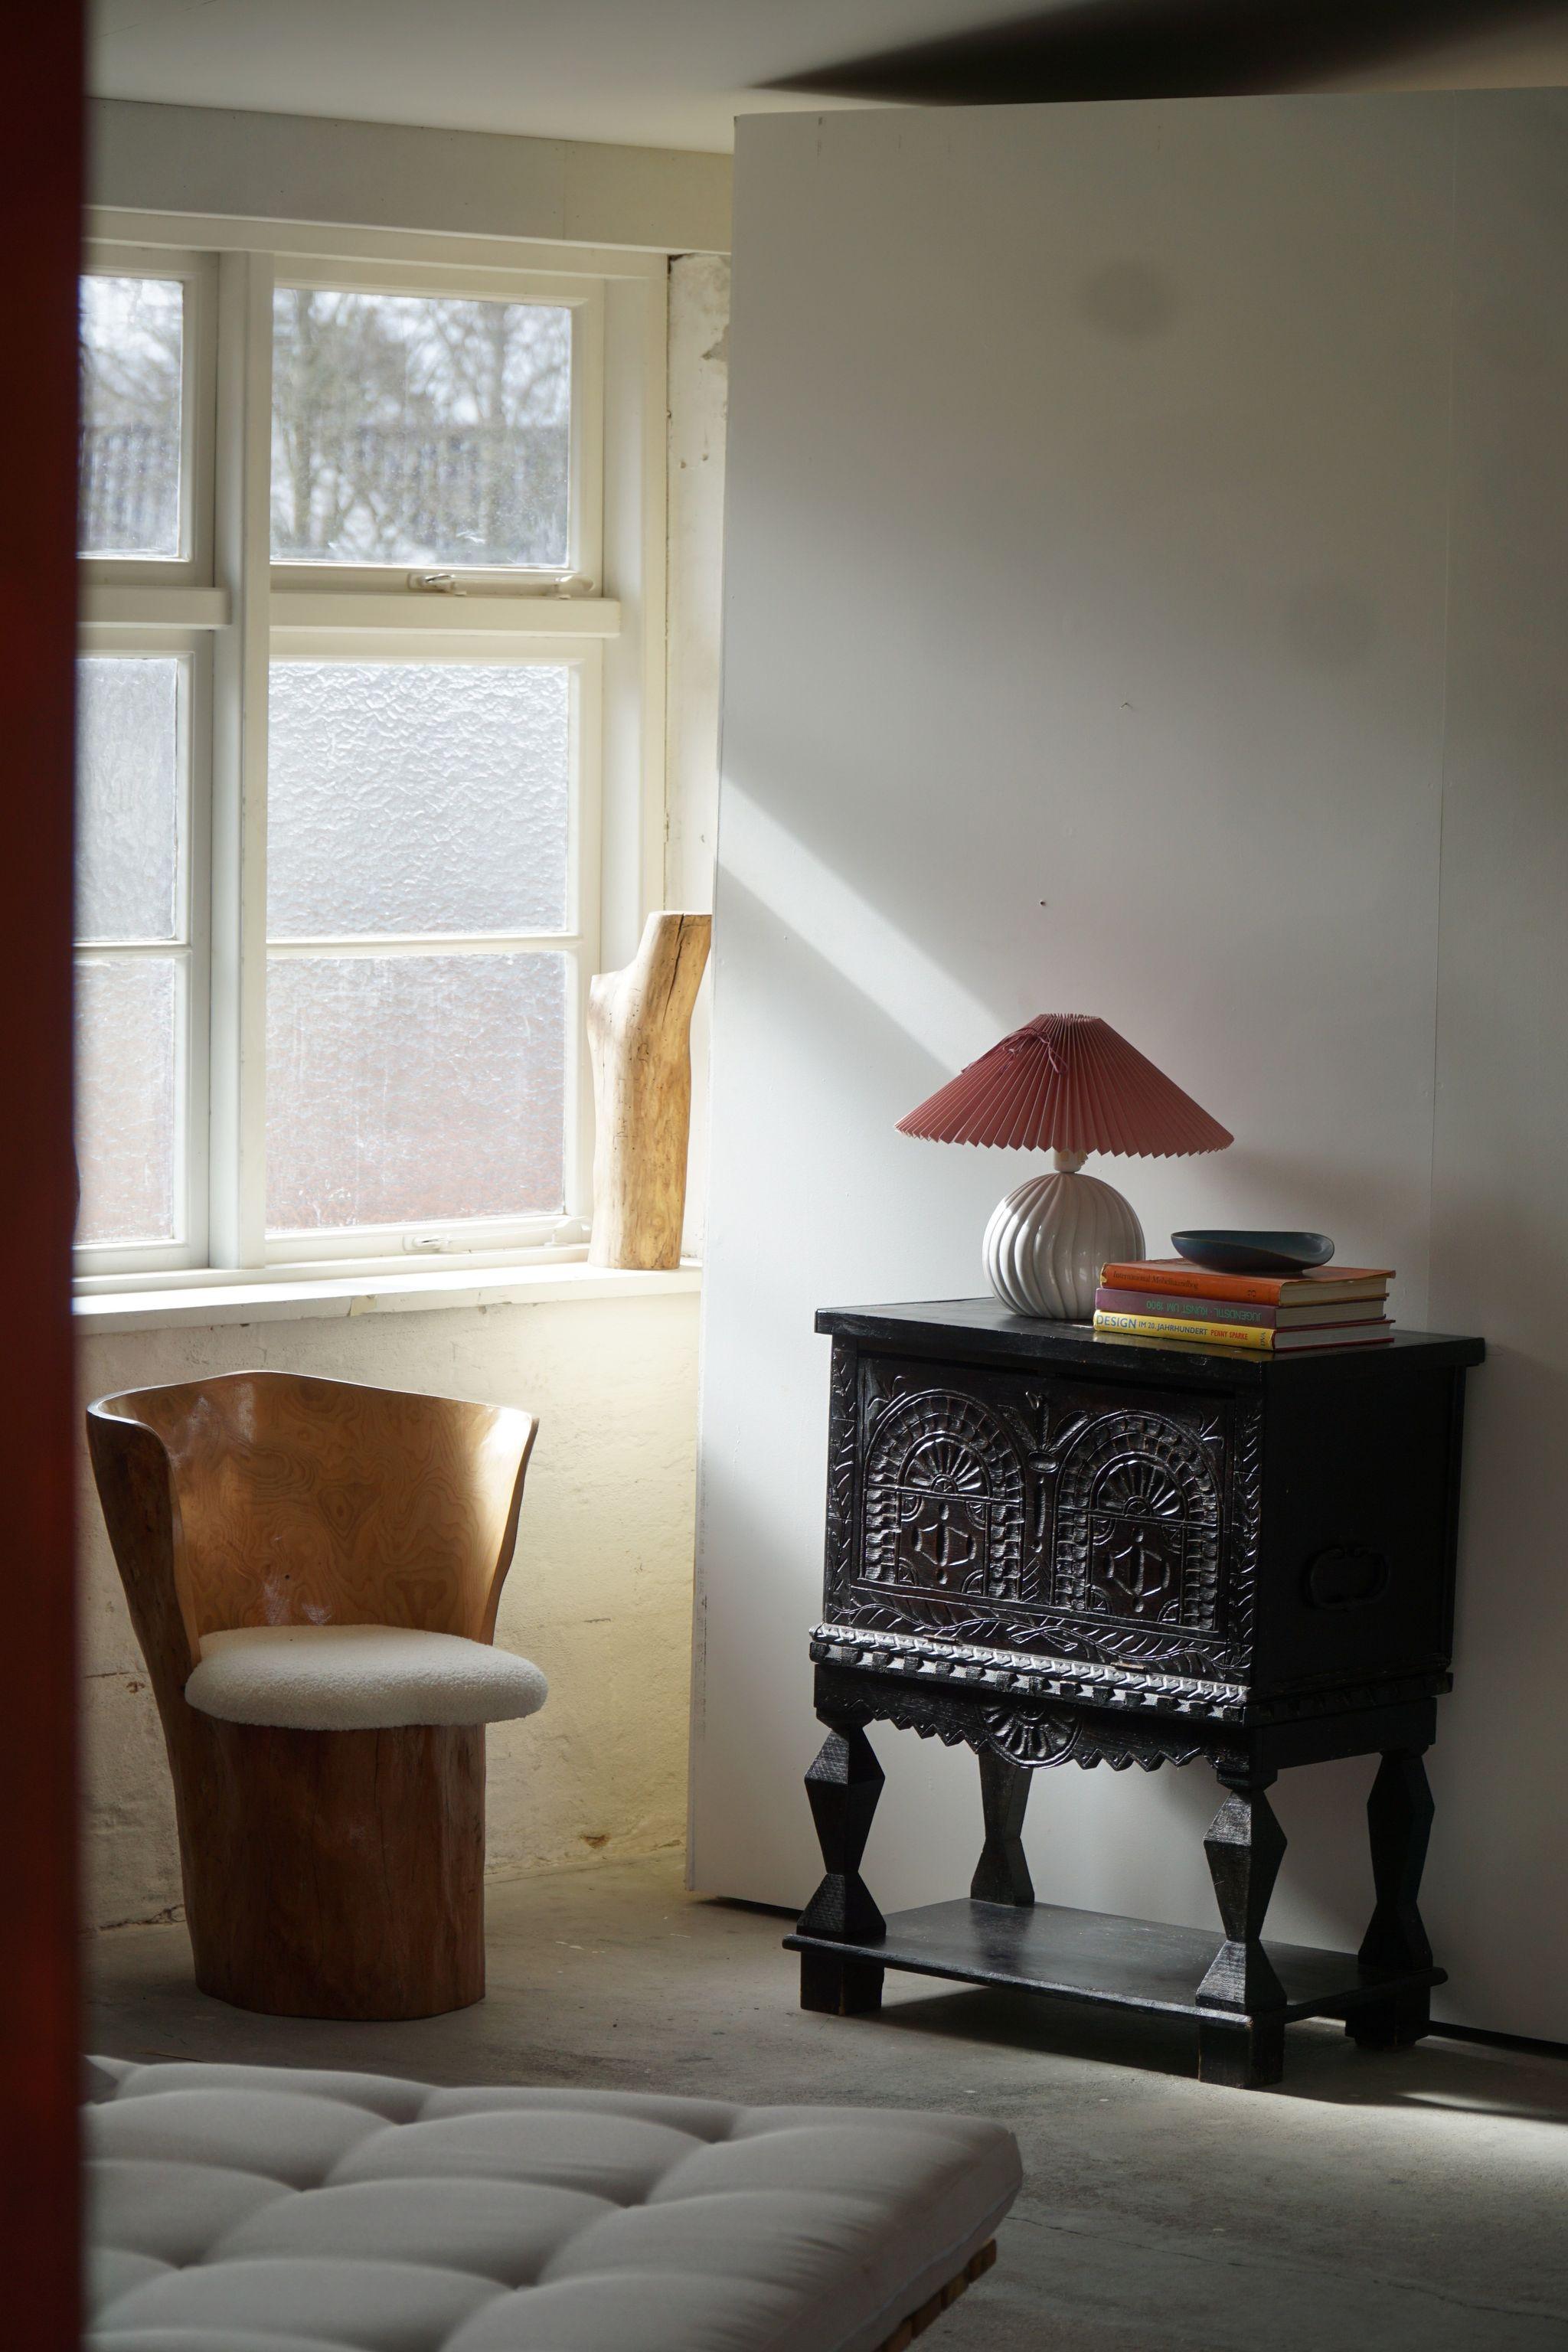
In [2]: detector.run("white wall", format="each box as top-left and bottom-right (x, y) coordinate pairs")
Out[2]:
(693, 93), (1568, 2039)
(1425, 94), (1568, 2038)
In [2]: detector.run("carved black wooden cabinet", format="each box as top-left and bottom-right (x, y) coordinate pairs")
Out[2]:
(786, 1302), (1485, 2086)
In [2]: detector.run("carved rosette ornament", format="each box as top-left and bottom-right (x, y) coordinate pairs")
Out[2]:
(1051, 1408), (1222, 1629)
(978, 1706), (1081, 1767)
(861, 1388), (1024, 1606)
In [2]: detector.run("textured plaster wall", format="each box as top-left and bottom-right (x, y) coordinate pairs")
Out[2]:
(80, 1292), (699, 1929)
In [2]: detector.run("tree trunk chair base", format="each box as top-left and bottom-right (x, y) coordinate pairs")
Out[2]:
(181, 1718), (487, 2021)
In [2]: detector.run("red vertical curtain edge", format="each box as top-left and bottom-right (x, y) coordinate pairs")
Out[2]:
(0, 8), (83, 2347)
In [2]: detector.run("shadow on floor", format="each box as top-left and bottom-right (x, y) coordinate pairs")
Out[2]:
(711, 1896), (1568, 2122)
(842, 1976), (1568, 2122)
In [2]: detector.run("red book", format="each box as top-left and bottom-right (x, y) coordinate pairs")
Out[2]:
(1099, 1257), (1392, 1308)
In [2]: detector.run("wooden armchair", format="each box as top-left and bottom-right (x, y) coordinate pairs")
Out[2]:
(87, 1370), (541, 2021)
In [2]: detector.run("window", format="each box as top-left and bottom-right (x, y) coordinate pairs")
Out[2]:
(73, 650), (204, 1251)
(263, 656), (578, 1242)
(78, 276), (186, 560)
(76, 221), (661, 1285)
(270, 288), (572, 568)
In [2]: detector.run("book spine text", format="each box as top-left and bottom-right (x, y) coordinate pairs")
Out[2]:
(1093, 1311), (1277, 1349)
(1096, 1286), (1274, 1327)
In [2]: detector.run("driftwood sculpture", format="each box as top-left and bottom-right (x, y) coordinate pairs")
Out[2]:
(586, 911), (710, 1269)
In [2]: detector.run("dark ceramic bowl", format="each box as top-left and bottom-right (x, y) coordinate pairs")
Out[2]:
(1171, 1230), (1335, 1276)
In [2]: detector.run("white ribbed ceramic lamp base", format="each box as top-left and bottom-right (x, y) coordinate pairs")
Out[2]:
(983, 1161), (1145, 1321)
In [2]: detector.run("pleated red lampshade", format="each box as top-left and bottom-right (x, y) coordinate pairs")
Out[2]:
(897, 1013), (1232, 1158)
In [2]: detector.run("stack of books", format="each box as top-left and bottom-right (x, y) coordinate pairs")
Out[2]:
(1093, 1258), (1395, 1351)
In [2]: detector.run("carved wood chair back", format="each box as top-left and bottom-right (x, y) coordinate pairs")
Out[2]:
(88, 1371), (537, 1697)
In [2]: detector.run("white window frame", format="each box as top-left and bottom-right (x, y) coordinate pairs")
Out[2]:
(78, 244), (219, 588)
(76, 211), (668, 1294)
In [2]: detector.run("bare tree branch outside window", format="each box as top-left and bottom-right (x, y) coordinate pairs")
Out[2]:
(79, 276), (185, 558)
(270, 289), (571, 567)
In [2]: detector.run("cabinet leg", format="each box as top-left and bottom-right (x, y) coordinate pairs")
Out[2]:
(797, 1721), (886, 1945)
(970, 1750), (1034, 1907)
(799, 1949), (885, 2016)
(1348, 1751), (1436, 2049)
(1347, 1984), (1431, 2050)
(1197, 1770), (1287, 2020)
(1357, 1749), (1435, 1973)
(1197, 2013), (1285, 2089)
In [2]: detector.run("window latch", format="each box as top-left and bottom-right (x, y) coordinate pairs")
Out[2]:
(408, 570), (466, 596)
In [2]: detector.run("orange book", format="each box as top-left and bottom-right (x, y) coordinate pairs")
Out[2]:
(1098, 1257), (1392, 1308)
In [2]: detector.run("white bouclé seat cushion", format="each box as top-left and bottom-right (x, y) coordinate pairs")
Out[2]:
(85, 2057), (1021, 2352)
(184, 1625), (548, 1731)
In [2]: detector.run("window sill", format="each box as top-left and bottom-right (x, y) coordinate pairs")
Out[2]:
(74, 1257), (702, 1336)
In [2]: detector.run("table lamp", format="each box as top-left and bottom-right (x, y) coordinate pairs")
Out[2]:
(897, 1012), (1233, 1321)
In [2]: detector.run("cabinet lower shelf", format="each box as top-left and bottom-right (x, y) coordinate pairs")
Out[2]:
(786, 1898), (1443, 2082)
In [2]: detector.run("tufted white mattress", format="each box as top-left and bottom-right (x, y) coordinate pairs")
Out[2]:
(184, 1625), (549, 1730)
(85, 2056), (1021, 2352)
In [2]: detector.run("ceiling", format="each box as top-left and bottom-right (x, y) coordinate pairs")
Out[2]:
(90, 0), (1568, 156)
(88, 1), (1016, 154)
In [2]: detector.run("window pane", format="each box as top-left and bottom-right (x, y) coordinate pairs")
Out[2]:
(271, 288), (570, 567)
(79, 276), (185, 559)
(266, 952), (566, 1231)
(75, 957), (180, 1244)
(267, 663), (569, 938)
(75, 657), (182, 942)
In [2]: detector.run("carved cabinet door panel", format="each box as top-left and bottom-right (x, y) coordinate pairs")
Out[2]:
(826, 1350), (1257, 1686)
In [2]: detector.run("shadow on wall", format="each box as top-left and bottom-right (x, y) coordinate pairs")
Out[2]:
(716, 781), (1433, 1305)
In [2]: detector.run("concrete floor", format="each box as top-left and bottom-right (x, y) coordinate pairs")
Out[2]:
(90, 1853), (1567, 2350)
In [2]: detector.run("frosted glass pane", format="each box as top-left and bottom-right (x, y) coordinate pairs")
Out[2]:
(271, 288), (570, 567)
(75, 957), (178, 1244)
(267, 664), (568, 937)
(75, 658), (181, 942)
(79, 276), (185, 559)
(266, 953), (565, 1231)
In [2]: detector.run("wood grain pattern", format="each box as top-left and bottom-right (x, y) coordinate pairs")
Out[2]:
(87, 1371), (537, 2018)
(874, 2243), (997, 2352)
(188, 1720), (486, 2020)
(586, 910), (710, 1269)
(93, 1370), (537, 1661)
